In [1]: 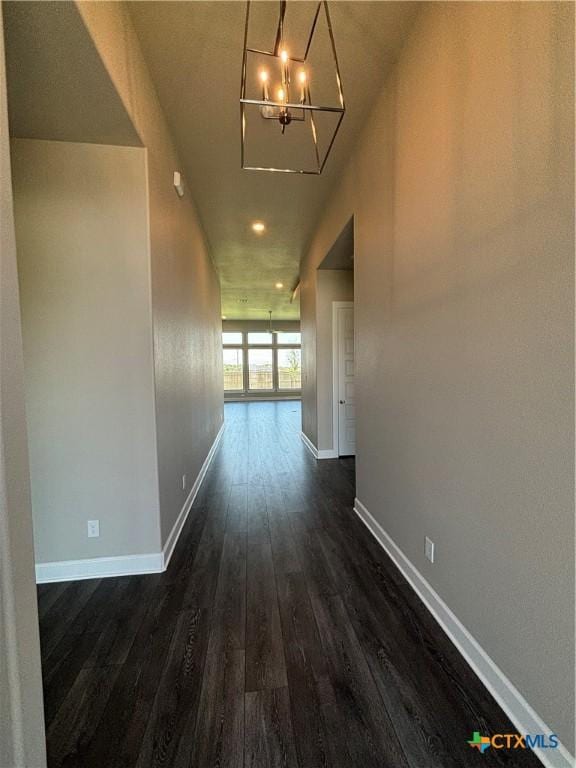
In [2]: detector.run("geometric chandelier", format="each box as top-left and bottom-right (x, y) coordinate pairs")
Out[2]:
(240, 1), (345, 174)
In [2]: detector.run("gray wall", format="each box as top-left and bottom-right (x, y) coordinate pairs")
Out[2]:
(316, 270), (354, 451)
(76, 2), (224, 546)
(3, 0), (141, 148)
(0, 7), (46, 764)
(301, 1), (574, 751)
(12, 139), (161, 562)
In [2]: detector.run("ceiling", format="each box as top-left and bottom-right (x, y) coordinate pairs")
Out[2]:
(129, 1), (419, 319)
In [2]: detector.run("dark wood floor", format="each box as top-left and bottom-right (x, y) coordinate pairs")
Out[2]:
(38, 401), (542, 768)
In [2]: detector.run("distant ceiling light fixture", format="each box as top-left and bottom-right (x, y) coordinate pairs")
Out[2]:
(240, 0), (345, 174)
(252, 221), (266, 233)
(275, 282), (284, 288)
(222, 315), (227, 320)
(268, 310), (280, 335)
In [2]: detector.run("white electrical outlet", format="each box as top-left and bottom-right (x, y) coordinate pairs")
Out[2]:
(182, 474), (187, 490)
(425, 536), (435, 563)
(87, 520), (100, 538)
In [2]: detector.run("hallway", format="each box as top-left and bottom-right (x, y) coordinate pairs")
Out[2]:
(37, 402), (540, 768)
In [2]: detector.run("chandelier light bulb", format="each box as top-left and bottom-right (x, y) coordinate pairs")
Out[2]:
(280, 49), (289, 63)
(277, 87), (285, 102)
(259, 69), (270, 102)
(298, 69), (306, 104)
(298, 70), (307, 103)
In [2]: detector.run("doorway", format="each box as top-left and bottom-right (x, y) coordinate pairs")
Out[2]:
(314, 216), (355, 459)
(333, 302), (356, 456)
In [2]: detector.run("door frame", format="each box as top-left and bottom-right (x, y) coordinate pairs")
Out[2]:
(332, 301), (354, 457)
(0, 9), (47, 763)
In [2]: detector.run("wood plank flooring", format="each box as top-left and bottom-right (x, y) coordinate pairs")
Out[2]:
(38, 401), (542, 768)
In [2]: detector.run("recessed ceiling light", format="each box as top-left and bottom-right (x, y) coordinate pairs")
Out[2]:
(221, 315), (227, 320)
(275, 282), (284, 289)
(252, 221), (265, 233)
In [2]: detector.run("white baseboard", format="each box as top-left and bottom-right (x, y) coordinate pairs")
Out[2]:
(35, 423), (225, 584)
(318, 448), (338, 459)
(162, 421), (225, 570)
(300, 431), (319, 458)
(35, 552), (163, 583)
(353, 498), (574, 768)
(300, 431), (338, 460)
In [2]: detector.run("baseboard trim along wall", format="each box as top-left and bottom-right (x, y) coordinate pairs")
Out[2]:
(35, 423), (225, 584)
(34, 552), (164, 583)
(353, 498), (574, 768)
(162, 421), (225, 570)
(300, 431), (338, 460)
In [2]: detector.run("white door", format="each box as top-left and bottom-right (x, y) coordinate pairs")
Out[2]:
(336, 305), (355, 456)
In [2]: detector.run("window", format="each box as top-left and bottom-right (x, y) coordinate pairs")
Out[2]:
(276, 331), (301, 345)
(247, 332), (273, 345)
(248, 348), (273, 390)
(277, 348), (301, 389)
(222, 331), (243, 345)
(223, 348), (243, 391)
(222, 328), (301, 395)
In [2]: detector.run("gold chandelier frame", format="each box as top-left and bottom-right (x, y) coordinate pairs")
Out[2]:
(240, 1), (345, 175)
